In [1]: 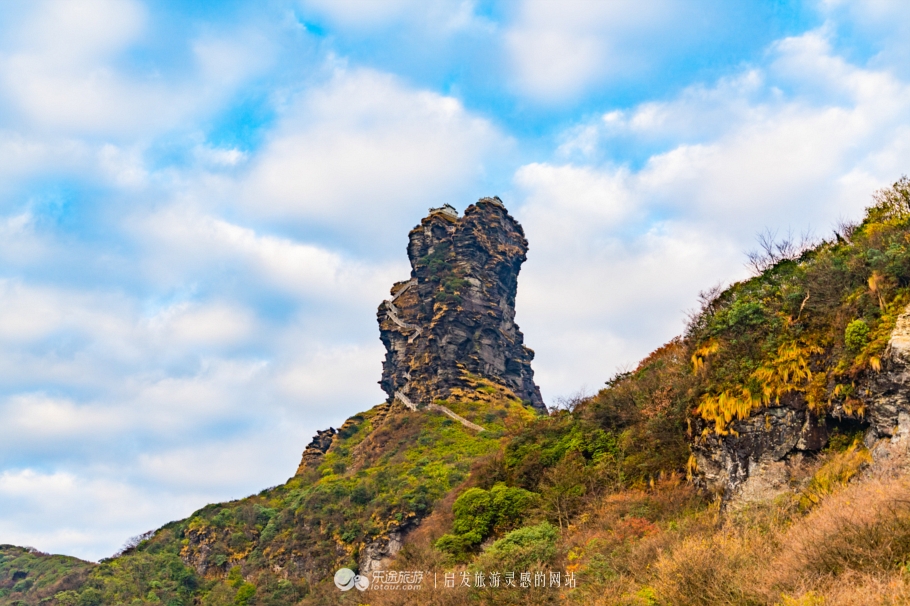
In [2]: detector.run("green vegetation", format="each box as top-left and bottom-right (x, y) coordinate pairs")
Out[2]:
(844, 318), (870, 352)
(435, 483), (538, 558)
(20, 391), (533, 605)
(10, 178), (910, 605)
(688, 176), (910, 433)
(473, 522), (559, 572)
(0, 546), (91, 606)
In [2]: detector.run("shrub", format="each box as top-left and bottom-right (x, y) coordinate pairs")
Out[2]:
(845, 319), (870, 353)
(798, 441), (871, 510)
(652, 533), (765, 606)
(234, 582), (256, 605)
(785, 478), (910, 577)
(473, 522), (559, 572)
(435, 483), (538, 557)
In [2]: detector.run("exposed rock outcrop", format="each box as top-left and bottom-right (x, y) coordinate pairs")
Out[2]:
(693, 305), (910, 503)
(358, 526), (410, 575)
(862, 308), (910, 443)
(691, 391), (833, 500)
(295, 427), (336, 473)
(378, 198), (545, 412)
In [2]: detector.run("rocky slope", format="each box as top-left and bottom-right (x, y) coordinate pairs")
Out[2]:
(688, 178), (910, 503)
(377, 198), (545, 413)
(690, 304), (910, 504)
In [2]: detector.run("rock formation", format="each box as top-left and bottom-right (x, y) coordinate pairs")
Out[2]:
(862, 308), (910, 444)
(690, 395), (831, 501)
(294, 427), (337, 474)
(378, 197), (545, 413)
(692, 305), (910, 503)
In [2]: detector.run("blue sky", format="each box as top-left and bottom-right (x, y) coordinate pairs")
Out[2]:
(1, 0), (909, 561)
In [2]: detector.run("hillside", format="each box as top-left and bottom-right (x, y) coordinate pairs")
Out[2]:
(7, 179), (910, 605)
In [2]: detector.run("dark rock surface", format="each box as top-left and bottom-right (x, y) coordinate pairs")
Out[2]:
(693, 306), (910, 503)
(690, 395), (821, 499)
(377, 198), (545, 412)
(295, 427), (337, 473)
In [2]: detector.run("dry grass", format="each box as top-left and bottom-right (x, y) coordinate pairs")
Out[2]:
(777, 477), (910, 581)
(647, 475), (910, 606)
(344, 452), (910, 606)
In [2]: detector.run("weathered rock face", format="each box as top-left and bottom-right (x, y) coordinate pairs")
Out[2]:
(295, 427), (337, 474)
(378, 198), (545, 412)
(691, 395), (829, 500)
(862, 309), (910, 443)
(693, 305), (910, 503)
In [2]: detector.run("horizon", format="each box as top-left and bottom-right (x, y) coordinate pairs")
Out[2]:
(1, 0), (909, 561)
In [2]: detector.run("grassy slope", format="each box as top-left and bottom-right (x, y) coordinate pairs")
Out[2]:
(21, 379), (535, 605)
(0, 546), (92, 606)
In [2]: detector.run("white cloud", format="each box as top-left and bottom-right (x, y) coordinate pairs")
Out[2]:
(238, 68), (510, 235)
(136, 206), (402, 304)
(514, 28), (910, 401)
(146, 302), (256, 347)
(276, 341), (383, 403)
(0, 0), (272, 137)
(504, 0), (677, 102)
(0, 394), (127, 440)
(0, 468), (210, 560)
(820, 0), (910, 74)
(7, 0), (147, 63)
(515, 163), (634, 240)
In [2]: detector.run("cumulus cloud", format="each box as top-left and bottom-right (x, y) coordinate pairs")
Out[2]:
(0, 467), (237, 561)
(237, 68), (510, 241)
(514, 28), (910, 400)
(504, 0), (677, 102)
(0, 0), (272, 137)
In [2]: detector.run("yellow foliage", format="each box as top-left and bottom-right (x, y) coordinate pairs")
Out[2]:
(842, 397), (865, 418)
(798, 440), (872, 510)
(691, 340), (719, 374)
(752, 341), (824, 405)
(777, 591), (825, 606)
(696, 388), (758, 435)
(697, 340), (825, 434)
(869, 270), (886, 310)
(869, 355), (882, 372)
(686, 454), (698, 481)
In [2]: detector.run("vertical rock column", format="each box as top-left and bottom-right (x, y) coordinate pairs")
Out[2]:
(377, 198), (545, 413)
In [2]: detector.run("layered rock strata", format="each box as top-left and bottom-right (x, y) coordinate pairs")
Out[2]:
(378, 198), (545, 412)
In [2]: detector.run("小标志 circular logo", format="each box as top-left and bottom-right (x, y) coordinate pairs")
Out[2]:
(334, 568), (369, 591)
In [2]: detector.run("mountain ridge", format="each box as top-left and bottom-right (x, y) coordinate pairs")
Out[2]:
(8, 181), (910, 605)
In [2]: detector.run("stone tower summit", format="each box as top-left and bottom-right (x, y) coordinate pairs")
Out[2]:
(377, 197), (545, 413)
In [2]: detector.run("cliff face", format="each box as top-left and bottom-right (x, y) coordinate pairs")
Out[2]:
(685, 179), (910, 503)
(378, 197), (545, 413)
(690, 308), (910, 504)
(863, 307), (910, 443)
(691, 393), (836, 501)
